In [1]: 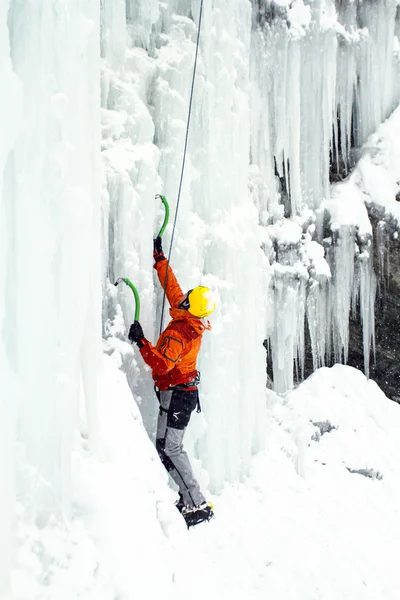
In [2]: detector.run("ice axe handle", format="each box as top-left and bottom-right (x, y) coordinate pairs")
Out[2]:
(156, 194), (170, 238)
(114, 278), (140, 321)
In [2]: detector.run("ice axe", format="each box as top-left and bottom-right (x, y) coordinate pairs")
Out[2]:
(155, 194), (170, 238)
(114, 277), (140, 321)
(114, 195), (169, 320)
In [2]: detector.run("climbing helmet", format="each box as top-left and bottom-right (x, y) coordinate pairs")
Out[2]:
(180, 286), (216, 318)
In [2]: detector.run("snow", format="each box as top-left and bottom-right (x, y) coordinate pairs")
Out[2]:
(202, 288), (217, 314)
(287, 1), (311, 39)
(357, 105), (400, 224)
(325, 103), (400, 234)
(9, 359), (400, 599)
(324, 180), (372, 237)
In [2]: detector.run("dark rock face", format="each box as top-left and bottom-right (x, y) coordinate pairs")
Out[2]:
(342, 286), (400, 404)
(355, 237), (400, 403)
(347, 216), (400, 403)
(323, 228), (400, 404)
(346, 467), (383, 480)
(252, 0), (288, 27)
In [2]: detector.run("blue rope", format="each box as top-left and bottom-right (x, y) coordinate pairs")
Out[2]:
(159, 0), (204, 336)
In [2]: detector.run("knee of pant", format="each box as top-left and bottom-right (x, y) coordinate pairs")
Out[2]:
(164, 427), (184, 457)
(156, 438), (175, 472)
(164, 437), (181, 457)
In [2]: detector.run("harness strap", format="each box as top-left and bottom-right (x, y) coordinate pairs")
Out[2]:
(154, 387), (165, 415)
(155, 383), (202, 414)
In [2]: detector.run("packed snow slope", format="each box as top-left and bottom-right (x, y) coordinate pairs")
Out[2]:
(10, 360), (400, 600)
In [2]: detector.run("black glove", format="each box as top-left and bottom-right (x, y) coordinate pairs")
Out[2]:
(128, 321), (145, 348)
(153, 236), (166, 263)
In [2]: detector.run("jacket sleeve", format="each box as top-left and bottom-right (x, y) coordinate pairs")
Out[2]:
(139, 330), (185, 375)
(154, 258), (185, 308)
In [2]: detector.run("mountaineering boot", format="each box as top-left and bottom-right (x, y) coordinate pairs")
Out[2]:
(182, 501), (214, 528)
(175, 493), (185, 514)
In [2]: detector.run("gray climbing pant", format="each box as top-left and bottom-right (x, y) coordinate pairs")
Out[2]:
(156, 387), (205, 508)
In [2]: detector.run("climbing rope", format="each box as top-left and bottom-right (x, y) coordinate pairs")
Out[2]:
(159, 0), (204, 336)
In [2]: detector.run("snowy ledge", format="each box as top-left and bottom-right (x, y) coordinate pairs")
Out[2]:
(325, 103), (400, 238)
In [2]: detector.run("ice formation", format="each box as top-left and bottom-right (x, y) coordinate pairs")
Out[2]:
(251, 0), (400, 391)
(2, 0), (400, 596)
(102, 0), (400, 482)
(1, 1), (100, 595)
(101, 0), (270, 490)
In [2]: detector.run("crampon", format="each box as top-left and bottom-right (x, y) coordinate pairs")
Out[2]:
(181, 502), (214, 528)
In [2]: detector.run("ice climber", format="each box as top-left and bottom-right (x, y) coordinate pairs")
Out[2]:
(128, 236), (216, 527)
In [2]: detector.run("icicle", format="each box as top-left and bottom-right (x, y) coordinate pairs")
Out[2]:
(250, 29), (282, 220)
(327, 226), (356, 364)
(376, 220), (390, 281)
(101, 0), (127, 67)
(270, 254), (308, 394)
(251, 1), (338, 215)
(335, 0), (358, 175)
(307, 277), (329, 371)
(126, 0), (160, 49)
(355, 0), (398, 144)
(358, 243), (377, 378)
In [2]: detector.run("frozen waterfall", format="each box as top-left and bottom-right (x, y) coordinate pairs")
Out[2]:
(102, 0), (399, 397)
(1, 0), (400, 595)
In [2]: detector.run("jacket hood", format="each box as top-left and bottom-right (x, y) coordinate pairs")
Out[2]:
(169, 307), (212, 332)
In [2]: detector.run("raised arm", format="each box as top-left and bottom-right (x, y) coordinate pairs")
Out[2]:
(153, 237), (185, 308)
(154, 258), (185, 308)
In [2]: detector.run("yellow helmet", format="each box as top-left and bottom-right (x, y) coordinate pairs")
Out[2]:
(187, 286), (216, 318)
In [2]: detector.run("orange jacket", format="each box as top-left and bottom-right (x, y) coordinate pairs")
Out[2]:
(139, 258), (211, 390)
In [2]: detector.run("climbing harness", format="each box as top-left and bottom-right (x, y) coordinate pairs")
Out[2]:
(159, 0), (204, 335)
(156, 373), (202, 416)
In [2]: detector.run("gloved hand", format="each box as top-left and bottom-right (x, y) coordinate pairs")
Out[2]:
(153, 236), (166, 263)
(128, 321), (145, 348)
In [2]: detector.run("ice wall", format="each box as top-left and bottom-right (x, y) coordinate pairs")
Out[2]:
(0, 1), (22, 591)
(102, 0), (400, 481)
(1, 1), (100, 594)
(252, 0), (400, 214)
(101, 0), (270, 492)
